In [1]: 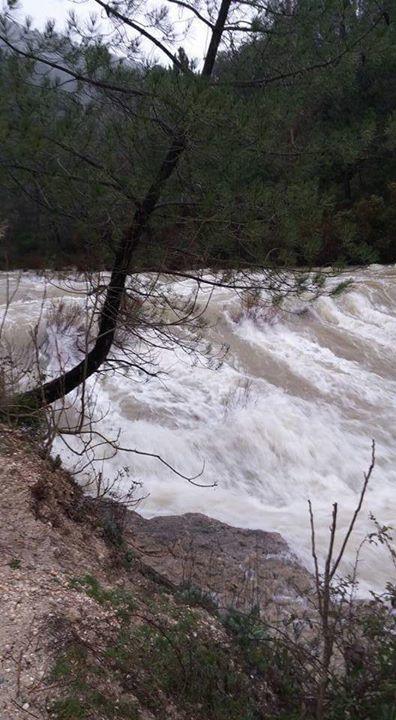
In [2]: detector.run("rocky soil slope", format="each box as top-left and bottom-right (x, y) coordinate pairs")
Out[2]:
(0, 426), (311, 720)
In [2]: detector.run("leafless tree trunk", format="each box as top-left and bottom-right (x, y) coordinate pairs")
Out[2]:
(309, 439), (376, 719)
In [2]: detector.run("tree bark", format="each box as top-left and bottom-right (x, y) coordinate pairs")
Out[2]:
(13, 133), (186, 410)
(202, 0), (232, 77)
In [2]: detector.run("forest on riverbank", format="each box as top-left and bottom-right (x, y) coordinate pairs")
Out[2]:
(0, 0), (395, 270)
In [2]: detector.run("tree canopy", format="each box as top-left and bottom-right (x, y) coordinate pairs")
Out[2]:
(0, 0), (394, 270)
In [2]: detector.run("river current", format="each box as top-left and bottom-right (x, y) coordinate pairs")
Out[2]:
(1, 266), (395, 593)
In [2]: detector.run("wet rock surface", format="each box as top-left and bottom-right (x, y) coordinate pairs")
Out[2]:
(124, 511), (311, 614)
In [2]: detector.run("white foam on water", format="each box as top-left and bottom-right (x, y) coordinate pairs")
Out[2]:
(1, 267), (395, 594)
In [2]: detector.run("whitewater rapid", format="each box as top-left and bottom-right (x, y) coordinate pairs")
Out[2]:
(1, 266), (395, 594)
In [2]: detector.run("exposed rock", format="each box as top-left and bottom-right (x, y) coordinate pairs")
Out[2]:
(123, 511), (311, 617)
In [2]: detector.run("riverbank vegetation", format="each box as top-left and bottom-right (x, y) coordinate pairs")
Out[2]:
(0, 427), (395, 720)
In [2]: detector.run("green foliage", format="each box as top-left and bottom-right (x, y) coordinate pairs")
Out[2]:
(52, 693), (140, 720)
(223, 609), (306, 714)
(0, 0), (394, 269)
(101, 516), (125, 548)
(51, 582), (140, 719)
(52, 696), (86, 720)
(53, 571), (396, 720)
(129, 610), (257, 719)
(70, 574), (136, 617)
(8, 557), (21, 569)
(56, 575), (258, 719)
(233, 604), (395, 719)
(329, 280), (353, 297)
(177, 583), (219, 611)
(52, 641), (90, 683)
(325, 599), (396, 720)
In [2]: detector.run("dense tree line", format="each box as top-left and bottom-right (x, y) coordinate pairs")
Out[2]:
(0, 0), (394, 271)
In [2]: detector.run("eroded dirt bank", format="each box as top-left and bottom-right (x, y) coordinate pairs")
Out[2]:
(0, 427), (311, 720)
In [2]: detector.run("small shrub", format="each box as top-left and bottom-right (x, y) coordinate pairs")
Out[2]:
(70, 575), (136, 613)
(223, 609), (307, 714)
(177, 583), (218, 611)
(51, 696), (86, 720)
(131, 610), (257, 720)
(8, 557), (21, 570)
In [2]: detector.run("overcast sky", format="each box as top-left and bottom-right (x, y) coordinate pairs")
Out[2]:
(17, 0), (210, 63)
(20, 0), (94, 29)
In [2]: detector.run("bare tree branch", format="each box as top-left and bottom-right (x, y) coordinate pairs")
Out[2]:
(93, 0), (192, 73)
(167, 0), (214, 28)
(330, 439), (376, 581)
